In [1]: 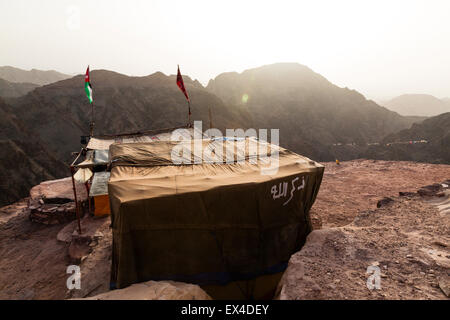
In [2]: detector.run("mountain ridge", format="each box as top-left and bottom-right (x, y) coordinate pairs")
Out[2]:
(0, 66), (71, 86)
(8, 69), (252, 164)
(383, 93), (450, 117)
(0, 63), (446, 206)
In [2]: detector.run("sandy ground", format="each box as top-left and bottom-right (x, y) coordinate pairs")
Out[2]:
(0, 159), (449, 300)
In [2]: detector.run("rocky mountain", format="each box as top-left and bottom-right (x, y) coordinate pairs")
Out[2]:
(0, 98), (67, 206)
(385, 112), (450, 142)
(8, 70), (252, 164)
(9, 64), (419, 166)
(329, 112), (450, 164)
(207, 63), (419, 160)
(383, 94), (450, 117)
(1, 63), (447, 206)
(0, 66), (71, 86)
(371, 112), (450, 163)
(0, 78), (39, 98)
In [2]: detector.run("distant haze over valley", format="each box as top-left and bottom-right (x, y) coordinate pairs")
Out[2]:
(0, 66), (71, 86)
(382, 94), (450, 117)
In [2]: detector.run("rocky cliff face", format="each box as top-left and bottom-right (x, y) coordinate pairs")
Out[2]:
(0, 78), (39, 98)
(0, 98), (66, 206)
(369, 112), (450, 163)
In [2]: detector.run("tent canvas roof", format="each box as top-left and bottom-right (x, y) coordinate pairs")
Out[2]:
(76, 127), (203, 169)
(108, 138), (322, 201)
(86, 126), (202, 151)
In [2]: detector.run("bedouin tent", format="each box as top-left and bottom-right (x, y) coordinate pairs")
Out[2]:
(72, 126), (201, 217)
(108, 137), (324, 299)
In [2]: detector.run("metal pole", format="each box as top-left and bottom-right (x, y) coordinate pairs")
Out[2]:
(188, 100), (192, 127)
(208, 106), (213, 129)
(70, 166), (82, 234)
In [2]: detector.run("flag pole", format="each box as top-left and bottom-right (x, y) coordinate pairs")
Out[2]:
(85, 65), (94, 137)
(90, 101), (95, 137)
(177, 65), (192, 128)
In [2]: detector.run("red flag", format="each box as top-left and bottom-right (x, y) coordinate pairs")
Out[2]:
(85, 66), (90, 83)
(176, 65), (190, 102)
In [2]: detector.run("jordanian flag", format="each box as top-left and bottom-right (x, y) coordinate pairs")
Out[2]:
(85, 66), (93, 104)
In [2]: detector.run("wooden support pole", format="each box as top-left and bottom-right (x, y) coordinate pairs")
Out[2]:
(70, 166), (82, 234)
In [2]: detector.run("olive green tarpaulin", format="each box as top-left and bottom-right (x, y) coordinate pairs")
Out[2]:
(108, 138), (324, 289)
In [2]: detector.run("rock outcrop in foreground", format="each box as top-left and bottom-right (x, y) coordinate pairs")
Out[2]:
(78, 281), (211, 300)
(277, 184), (450, 300)
(28, 177), (88, 225)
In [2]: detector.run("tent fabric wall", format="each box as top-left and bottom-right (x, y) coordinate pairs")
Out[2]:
(108, 138), (324, 291)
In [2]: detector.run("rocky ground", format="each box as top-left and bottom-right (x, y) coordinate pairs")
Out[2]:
(0, 159), (448, 300)
(277, 189), (450, 299)
(0, 198), (69, 299)
(310, 159), (449, 228)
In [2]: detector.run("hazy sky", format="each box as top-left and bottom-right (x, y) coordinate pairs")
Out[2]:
(1, 0), (449, 100)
